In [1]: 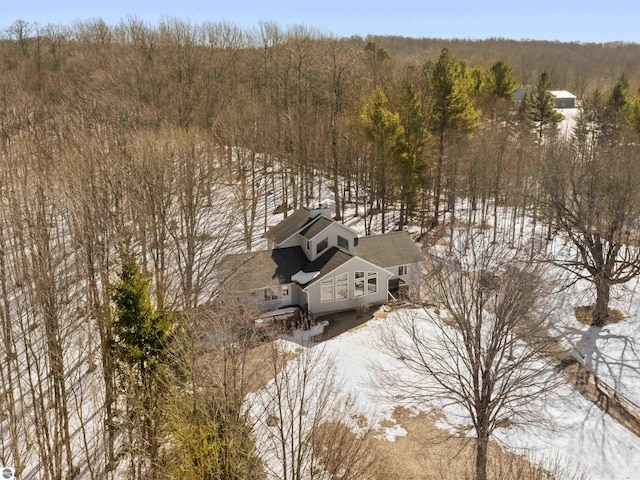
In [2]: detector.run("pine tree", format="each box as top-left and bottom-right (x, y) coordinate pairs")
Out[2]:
(525, 71), (562, 140)
(111, 248), (173, 376)
(484, 60), (518, 119)
(396, 81), (427, 229)
(425, 48), (479, 226)
(486, 60), (518, 101)
(361, 87), (404, 233)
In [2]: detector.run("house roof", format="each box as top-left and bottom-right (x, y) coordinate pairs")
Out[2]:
(219, 245), (353, 292)
(301, 247), (352, 285)
(265, 207), (312, 244)
(219, 247), (308, 292)
(299, 216), (333, 240)
(354, 231), (424, 268)
(549, 90), (576, 99)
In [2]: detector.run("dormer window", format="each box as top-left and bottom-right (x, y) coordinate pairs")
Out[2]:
(316, 237), (328, 255)
(337, 235), (349, 250)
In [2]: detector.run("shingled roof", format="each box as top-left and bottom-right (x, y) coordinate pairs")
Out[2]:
(299, 247), (353, 287)
(354, 231), (424, 268)
(219, 247), (308, 292)
(299, 216), (333, 240)
(219, 245), (354, 292)
(264, 207), (313, 244)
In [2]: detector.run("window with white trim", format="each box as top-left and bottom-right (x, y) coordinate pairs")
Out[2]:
(321, 278), (334, 303)
(354, 271), (365, 297)
(337, 235), (349, 250)
(367, 272), (378, 295)
(336, 272), (348, 301)
(399, 265), (408, 276)
(317, 237), (328, 255)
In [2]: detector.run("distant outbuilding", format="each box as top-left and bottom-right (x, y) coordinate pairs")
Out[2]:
(513, 88), (577, 110)
(549, 90), (576, 109)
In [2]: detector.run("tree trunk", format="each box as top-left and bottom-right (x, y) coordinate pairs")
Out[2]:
(433, 132), (445, 227)
(476, 432), (489, 480)
(593, 274), (610, 327)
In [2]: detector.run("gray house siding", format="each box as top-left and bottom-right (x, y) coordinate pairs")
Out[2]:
(304, 257), (390, 315)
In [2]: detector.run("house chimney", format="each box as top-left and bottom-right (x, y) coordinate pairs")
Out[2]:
(309, 203), (332, 219)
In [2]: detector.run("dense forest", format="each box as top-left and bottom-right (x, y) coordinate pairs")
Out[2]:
(1, 17), (640, 479)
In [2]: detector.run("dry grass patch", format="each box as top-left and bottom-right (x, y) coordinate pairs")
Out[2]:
(369, 406), (549, 480)
(574, 305), (625, 326)
(195, 342), (299, 395)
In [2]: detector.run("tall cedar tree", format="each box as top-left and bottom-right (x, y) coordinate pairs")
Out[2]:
(425, 48), (479, 226)
(111, 248), (175, 479)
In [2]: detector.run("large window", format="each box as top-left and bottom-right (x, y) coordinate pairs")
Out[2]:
(337, 235), (349, 250)
(354, 271), (365, 297)
(317, 237), (328, 255)
(336, 272), (348, 301)
(321, 278), (334, 303)
(367, 272), (378, 295)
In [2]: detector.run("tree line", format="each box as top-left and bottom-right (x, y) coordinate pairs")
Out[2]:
(1, 17), (640, 479)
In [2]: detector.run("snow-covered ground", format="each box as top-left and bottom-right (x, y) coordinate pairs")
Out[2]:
(495, 210), (640, 409)
(250, 309), (640, 480)
(247, 191), (640, 480)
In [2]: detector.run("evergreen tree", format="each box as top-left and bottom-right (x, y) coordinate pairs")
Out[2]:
(608, 73), (630, 111)
(524, 71), (562, 140)
(425, 48), (479, 226)
(628, 94), (640, 136)
(111, 247), (176, 479)
(361, 87), (404, 233)
(486, 60), (518, 101)
(111, 248), (174, 376)
(396, 81), (427, 228)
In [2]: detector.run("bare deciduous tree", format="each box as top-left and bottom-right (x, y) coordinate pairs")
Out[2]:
(541, 121), (640, 327)
(249, 344), (378, 480)
(378, 232), (558, 480)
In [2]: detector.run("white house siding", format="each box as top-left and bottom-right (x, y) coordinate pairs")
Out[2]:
(387, 263), (422, 299)
(276, 235), (303, 249)
(304, 257), (390, 315)
(387, 263), (421, 281)
(308, 222), (356, 260)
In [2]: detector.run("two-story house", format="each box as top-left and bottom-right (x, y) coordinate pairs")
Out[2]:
(219, 207), (424, 317)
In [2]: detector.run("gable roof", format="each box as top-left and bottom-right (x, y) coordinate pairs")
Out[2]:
(219, 247), (308, 292)
(354, 231), (424, 268)
(299, 216), (333, 240)
(300, 247), (352, 285)
(265, 207), (312, 244)
(218, 245), (353, 292)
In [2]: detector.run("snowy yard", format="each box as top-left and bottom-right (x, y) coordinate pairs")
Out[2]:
(249, 308), (640, 479)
